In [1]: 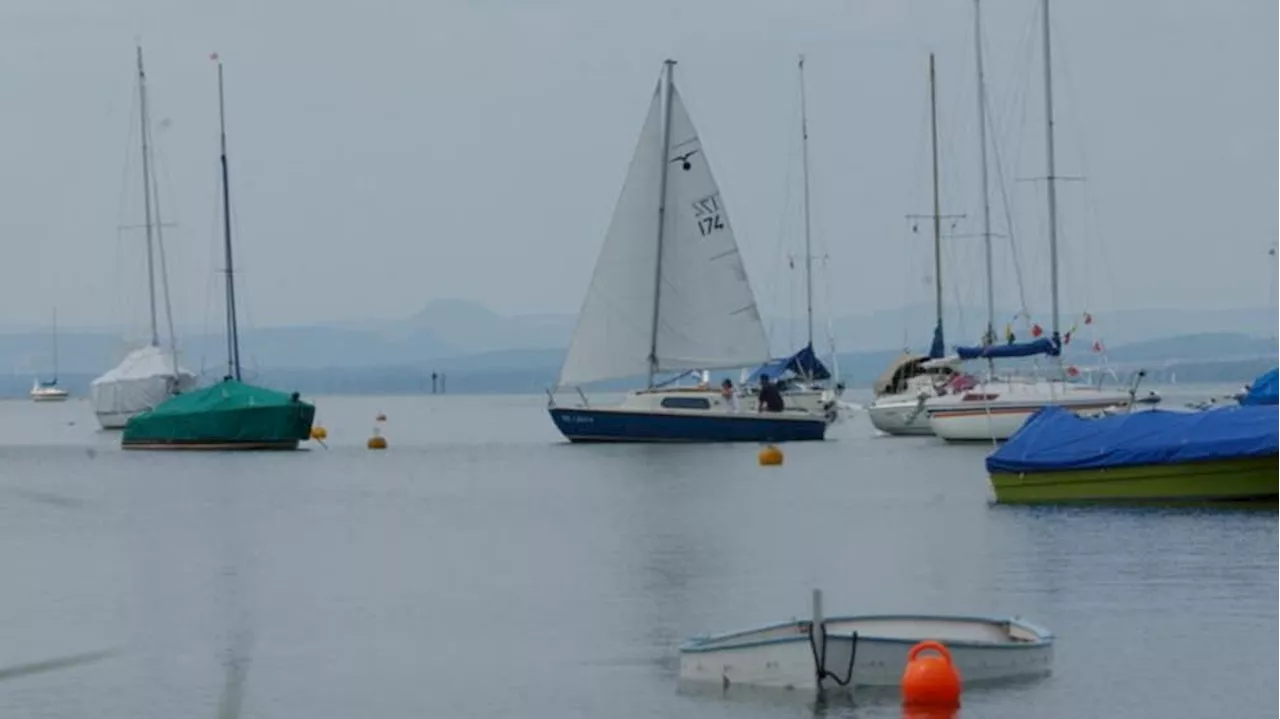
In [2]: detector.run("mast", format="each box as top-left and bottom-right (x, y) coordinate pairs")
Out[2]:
(799, 55), (814, 352)
(136, 46), (159, 347)
(215, 57), (242, 381)
(973, 0), (995, 346)
(51, 308), (59, 383)
(928, 54), (944, 358)
(1040, 0), (1062, 352)
(647, 59), (677, 389)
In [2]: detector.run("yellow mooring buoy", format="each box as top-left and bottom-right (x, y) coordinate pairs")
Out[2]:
(758, 444), (783, 466)
(310, 425), (328, 441)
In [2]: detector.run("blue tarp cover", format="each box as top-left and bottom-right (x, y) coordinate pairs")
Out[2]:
(746, 344), (831, 383)
(956, 336), (1059, 360)
(986, 405), (1280, 474)
(1240, 368), (1279, 406)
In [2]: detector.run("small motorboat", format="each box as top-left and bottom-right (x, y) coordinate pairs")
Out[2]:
(678, 590), (1053, 696)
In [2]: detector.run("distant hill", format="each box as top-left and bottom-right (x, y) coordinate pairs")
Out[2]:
(0, 298), (1272, 397)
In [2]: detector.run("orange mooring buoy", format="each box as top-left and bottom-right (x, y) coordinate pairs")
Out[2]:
(757, 444), (783, 466)
(901, 640), (962, 708)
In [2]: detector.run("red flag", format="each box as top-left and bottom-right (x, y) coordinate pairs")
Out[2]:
(1092, 340), (1104, 353)
(1031, 323), (1043, 338)
(1066, 365), (1080, 377)
(1083, 312), (1093, 325)
(1064, 332), (1072, 345)
(210, 52), (219, 61)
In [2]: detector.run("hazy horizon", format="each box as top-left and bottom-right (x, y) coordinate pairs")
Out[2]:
(2, 0), (1275, 337)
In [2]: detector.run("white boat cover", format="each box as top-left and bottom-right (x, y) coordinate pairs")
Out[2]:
(90, 345), (198, 417)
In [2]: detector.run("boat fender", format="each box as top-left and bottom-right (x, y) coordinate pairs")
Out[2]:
(901, 640), (961, 708)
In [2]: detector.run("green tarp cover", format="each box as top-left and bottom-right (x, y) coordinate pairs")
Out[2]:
(123, 379), (315, 444)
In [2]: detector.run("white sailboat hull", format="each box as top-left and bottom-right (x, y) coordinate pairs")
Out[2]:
(927, 381), (1136, 442)
(679, 614), (1053, 694)
(30, 389), (70, 402)
(867, 394), (933, 436)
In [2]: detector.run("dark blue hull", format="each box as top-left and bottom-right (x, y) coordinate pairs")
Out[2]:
(549, 407), (827, 443)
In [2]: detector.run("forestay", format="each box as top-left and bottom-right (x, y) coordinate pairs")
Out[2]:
(557, 71), (770, 388)
(90, 345), (197, 417)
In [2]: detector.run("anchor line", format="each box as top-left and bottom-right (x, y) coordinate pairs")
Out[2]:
(804, 621), (858, 688)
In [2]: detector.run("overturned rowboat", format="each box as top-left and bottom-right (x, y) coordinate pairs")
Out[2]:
(678, 590), (1053, 696)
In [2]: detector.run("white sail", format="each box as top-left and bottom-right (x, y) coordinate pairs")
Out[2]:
(557, 72), (770, 388)
(557, 84), (665, 388)
(652, 86), (769, 373)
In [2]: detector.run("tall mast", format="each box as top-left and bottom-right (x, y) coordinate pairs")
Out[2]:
(974, 0), (994, 346)
(1040, 0), (1061, 351)
(647, 59), (677, 389)
(136, 46), (159, 347)
(928, 54), (945, 358)
(216, 57), (241, 381)
(798, 55), (814, 352)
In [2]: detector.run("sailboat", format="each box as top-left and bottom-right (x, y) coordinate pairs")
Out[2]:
(866, 54), (966, 436)
(744, 57), (846, 424)
(547, 60), (827, 443)
(925, 0), (1142, 442)
(122, 55), (315, 451)
(91, 46), (197, 430)
(30, 309), (70, 402)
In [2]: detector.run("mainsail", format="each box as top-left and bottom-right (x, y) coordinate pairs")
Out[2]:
(557, 66), (770, 388)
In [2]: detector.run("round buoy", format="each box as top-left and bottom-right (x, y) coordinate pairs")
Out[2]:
(758, 444), (783, 466)
(901, 640), (961, 708)
(310, 425), (328, 440)
(367, 434), (388, 450)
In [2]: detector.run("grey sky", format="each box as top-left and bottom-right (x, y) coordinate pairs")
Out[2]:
(1, 0), (1274, 336)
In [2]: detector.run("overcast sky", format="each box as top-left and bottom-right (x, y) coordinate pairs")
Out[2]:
(1, 0), (1274, 334)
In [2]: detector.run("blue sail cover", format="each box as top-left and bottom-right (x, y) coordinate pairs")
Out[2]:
(928, 322), (945, 360)
(1240, 368), (1279, 406)
(986, 405), (1280, 474)
(956, 336), (1060, 361)
(746, 344), (831, 383)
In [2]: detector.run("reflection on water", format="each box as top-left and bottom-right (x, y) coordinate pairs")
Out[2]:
(0, 390), (1273, 718)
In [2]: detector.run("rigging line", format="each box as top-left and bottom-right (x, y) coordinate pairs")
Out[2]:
(149, 125), (179, 360)
(990, 1), (1040, 325)
(113, 80), (142, 347)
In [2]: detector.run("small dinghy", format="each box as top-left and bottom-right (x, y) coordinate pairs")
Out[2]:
(678, 590), (1053, 696)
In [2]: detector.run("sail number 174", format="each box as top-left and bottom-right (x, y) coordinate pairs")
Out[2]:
(692, 194), (725, 237)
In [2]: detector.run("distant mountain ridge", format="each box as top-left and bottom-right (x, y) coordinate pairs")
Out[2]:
(0, 296), (1274, 396)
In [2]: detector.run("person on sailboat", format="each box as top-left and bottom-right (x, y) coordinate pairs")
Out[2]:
(720, 378), (739, 412)
(757, 374), (785, 413)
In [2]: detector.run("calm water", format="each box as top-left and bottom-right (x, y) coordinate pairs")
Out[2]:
(0, 388), (1274, 718)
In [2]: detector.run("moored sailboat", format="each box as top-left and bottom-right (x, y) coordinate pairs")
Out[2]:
(925, 0), (1147, 442)
(30, 309), (70, 402)
(122, 56), (314, 451)
(547, 61), (827, 443)
(92, 46), (197, 429)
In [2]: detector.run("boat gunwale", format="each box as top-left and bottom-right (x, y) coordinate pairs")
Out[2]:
(549, 406), (826, 426)
(678, 613), (1054, 654)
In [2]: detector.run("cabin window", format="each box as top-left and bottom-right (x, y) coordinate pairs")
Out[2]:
(661, 397), (711, 410)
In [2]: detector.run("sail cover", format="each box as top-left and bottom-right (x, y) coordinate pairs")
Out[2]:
(557, 73), (770, 388)
(90, 345), (197, 418)
(1240, 368), (1278, 406)
(746, 343), (831, 384)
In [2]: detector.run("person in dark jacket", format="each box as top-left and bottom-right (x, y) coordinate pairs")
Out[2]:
(757, 374), (785, 412)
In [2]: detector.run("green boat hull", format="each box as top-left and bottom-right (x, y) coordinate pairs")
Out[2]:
(990, 456), (1279, 506)
(122, 379), (315, 451)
